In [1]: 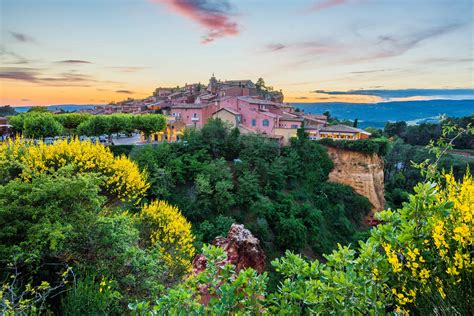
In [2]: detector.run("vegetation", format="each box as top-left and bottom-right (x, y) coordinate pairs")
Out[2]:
(1, 115), (472, 314)
(0, 105), (17, 117)
(384, 116), (473, 149)
(6, 112), (166, 139)
(130, 119), (372, 261)
(317, 137), (388, 155)
(0, 139), (192, 314)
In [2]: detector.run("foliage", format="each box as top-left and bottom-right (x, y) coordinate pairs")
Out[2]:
(109, 144), (135, 157)
(77, 115), (111, 136)
(139, 200), (195, 275)
(132, 114), (166, 139)
(129, 245), (268, 315)
(1, 265), (72, 315)
(0, 105), (17, 117)
(6, 111), (166, 139)
(130, 120), (370, 261)
(60, 274), (122, 315)
(0, 170), (103, 266)
(27, 106), (48, 113)
(54, 113), (91, 134)
(385, 116), (473, 149)
(317, 137), (389, 156)
(0, 138), (149, 204)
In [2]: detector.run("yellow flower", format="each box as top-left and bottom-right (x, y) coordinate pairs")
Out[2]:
(140, 200), (195, 274)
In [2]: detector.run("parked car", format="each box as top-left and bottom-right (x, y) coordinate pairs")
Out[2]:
(44, 137), (54, 145)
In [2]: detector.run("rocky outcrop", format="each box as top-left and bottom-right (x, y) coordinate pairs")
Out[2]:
(193, 224), (266, 274)
(326, 146), (385, 215)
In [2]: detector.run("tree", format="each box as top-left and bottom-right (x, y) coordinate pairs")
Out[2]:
(23, 113), (63, 138)
(0, 105), (17, 117)
(0, 169), (103, 267)
(76, 115), (110, 136)
(27, 106), (48, 113)
(256, 77), (266, 91)
(54, 113), (91, 134)
(108, 113), (133, 135)
(132, 114), (166, 140)
(384, 121), (407, 138)
(353, 118), (359, 128)
(7, 114), (26, 134)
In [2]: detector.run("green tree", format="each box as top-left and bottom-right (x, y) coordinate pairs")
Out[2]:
(23, 113), (63, 138)
(0, 105), (17, 116)
(77, 115), (110, 136)
(132, 114), (166, 140)
(108, 113), (133, 135)
(54, 113), (91, 134)
(27, 106), (48, 113)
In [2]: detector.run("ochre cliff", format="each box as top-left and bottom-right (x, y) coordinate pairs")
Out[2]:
(326, 146), (385, 215)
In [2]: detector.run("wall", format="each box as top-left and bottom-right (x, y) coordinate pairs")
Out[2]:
(326, 146), (385, 215)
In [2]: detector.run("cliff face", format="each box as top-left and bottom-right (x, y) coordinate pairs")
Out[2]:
(326, 146), (385, 215)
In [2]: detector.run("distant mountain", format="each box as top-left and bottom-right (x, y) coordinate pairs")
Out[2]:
(14, 104), (97, 113)
(293, 99), (474, 128)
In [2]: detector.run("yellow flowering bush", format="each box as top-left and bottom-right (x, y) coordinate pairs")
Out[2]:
(374, 170), (473, 314)
(140, 200), (195, 275)
(0, 138), (148, 203)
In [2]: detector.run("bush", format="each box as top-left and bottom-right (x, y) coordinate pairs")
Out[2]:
(317, 138), (388, 156)
(139, 200), (195, 275)
(0, 138), (149, 204)
(60, 274), (122, 315)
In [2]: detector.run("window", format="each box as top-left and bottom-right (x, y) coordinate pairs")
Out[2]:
(193, 113), (197, 118)
(262, 119), (269, 127)
(172, 112), (176, 117)
(291, 124), (298, 129)
(252, 119), (256, 127)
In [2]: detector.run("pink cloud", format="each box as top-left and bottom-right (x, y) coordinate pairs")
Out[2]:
(310, 0), (347, 11)
(151, 0), (239, 44)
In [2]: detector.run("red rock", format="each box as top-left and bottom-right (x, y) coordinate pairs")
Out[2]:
(192, 224), (266, 274)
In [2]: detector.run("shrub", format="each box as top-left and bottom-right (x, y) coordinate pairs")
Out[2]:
(139, 200), (195, 275)
(317, 138), (388, 156)
(0, 138), (148, 204)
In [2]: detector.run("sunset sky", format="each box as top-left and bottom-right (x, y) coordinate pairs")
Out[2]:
(1, 0), (473, 105)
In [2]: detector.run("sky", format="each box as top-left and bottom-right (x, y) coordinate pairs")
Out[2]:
(1, 0), (473, 105)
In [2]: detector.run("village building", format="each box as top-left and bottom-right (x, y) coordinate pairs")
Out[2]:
(319, 124), (371, 140)
(142, 116), (186, 142)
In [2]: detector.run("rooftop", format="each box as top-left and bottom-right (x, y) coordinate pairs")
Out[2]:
(320, 124), (370, 134)
(171, 103), (209, 109)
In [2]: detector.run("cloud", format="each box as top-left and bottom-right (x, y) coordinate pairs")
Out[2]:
(10, 31), (36, 43)
(372, 23), (464, 59)
(294, 96), (309, 100)
(116, 90), (134, 94)
(349, 69), (396, 74)
(0, 67), (96, 87)
(0, 47), (29, 64)
(109, 66), (148, 73)
(310, 0), (348, 11)
(21, 98), (30, 101)
(313, 88), (474, 100)
(151, 0), (239, 43)
(57, 60), (92, 64)
(265, 43), (287, 52)
(264, 22), (465, 69)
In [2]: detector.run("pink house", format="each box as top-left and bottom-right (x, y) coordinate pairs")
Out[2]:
(217, 96), (302, 135)
(170, 103), (218, 128)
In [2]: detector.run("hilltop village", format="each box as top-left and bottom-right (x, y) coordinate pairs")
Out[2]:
(81, 76), (370, 144)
